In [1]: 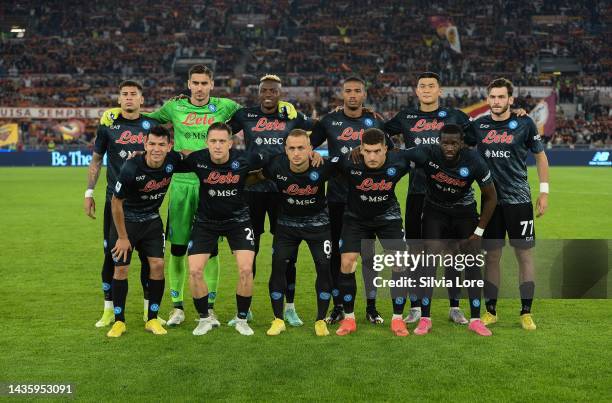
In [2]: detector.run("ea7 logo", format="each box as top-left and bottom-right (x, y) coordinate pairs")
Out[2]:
(351, 170), (362, 176)
(332, 121), (343, 126)
(480, 124), (490, 128)
(276, 174), (288, 181)
(136, 175), (146, 181)
(247, 113), (258, 118)
(428, 161), (439, 169)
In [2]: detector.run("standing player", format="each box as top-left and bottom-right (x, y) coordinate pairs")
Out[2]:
(260, 129), (334, 336)
(310, 76), (389, 325)
(228, 75), (314, 327)
(106, 126), (182, 337)
(335, 129), (417, 337)
(178, 123), (267, 336)
(99, 66), (297, 327)
(384, 72), (477, 325)
(473, 78), (549, 330)
(405, 124), (498, 337)
(84, 80), (163, 328)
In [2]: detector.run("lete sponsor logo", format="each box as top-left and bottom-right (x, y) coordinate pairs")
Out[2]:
(203, 171), (240, 184)
(482, 130), (514, 144)
(356, 178), (393, 191)
(141, 177), (172, 192)
(115, 130), (145, 145)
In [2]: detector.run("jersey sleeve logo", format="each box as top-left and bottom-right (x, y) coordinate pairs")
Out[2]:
(459, 167), (470, 177)
(165, 164), (174, 173)
(438, 110), (448, 118)
(508, 120), (518, 129)
(142, 120), (151, 130)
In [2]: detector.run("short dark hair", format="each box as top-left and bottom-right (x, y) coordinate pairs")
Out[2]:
(119, 80), (143, 92)
(417, 72), (441, 85)
(147, 125), (171, 142)
(439, 123), (464, 140)
(343, 76), (366, 87)
(188, 64), (214, 80)
(487, 77), (514, 96)
(361, 128), (386, 145)
(207, 122), (232, 137)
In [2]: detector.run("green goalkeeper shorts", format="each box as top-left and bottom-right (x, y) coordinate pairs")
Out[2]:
(167, 174), (200, 246)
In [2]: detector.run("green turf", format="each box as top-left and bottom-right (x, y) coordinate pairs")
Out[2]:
(1, 167), (611, 402)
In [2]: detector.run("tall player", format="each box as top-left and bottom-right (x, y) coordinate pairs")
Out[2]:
(473, 78), (549, 330)
(310, 77), (390, 325)
(99, 66), (298, 326)
(85, 80), (163, 327)
(384, 72), (477, 325)
(228, 75), (314, 327)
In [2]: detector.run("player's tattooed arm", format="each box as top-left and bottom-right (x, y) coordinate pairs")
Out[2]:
(110, 195), (131, 263)
(84, 152), (104, 219)
(534, 152), (550, 217)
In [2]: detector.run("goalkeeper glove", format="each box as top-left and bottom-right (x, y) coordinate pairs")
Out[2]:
(278, 100), (298, 120)
(99, 107), (122, 127)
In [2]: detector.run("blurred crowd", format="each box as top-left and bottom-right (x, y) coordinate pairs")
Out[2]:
(1, 0), (610, 150)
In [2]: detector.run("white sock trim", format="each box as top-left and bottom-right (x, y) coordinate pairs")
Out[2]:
(104, 300), (113, 309)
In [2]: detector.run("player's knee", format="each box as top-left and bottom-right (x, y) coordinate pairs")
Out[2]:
(238, 264), (253, 280)
(485, 248), (503, 264)
(148, 260), (165, 279)
(171, 244), (187, 257)
(113, 266), (129, 280)
(189, 264), (203, 279)
(340, 255), (357, 273)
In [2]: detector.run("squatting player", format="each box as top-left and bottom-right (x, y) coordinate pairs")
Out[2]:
(106, 126), (183, 337)
(405, 124), (498, 337)
(310, 76), (390, 325)
(228, 74), (314, 327)
(474, 78), (549, 330)
(260, 129), (334, 337)
(85, 80), (163, 328)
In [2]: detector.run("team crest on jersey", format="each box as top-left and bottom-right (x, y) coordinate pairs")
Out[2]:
(309, 171), (319, 181)
(142, 120), (151, 130)
(386, 167), (397, 177)
(165, 164), (174, 173)
(508, 120), (518, 129)
(438, 110), (448, 118)
(364, 118), (374, 127)
(231, 160), (240, 170)
(208, 104), (217, 112)
(459, 167), (469, 177)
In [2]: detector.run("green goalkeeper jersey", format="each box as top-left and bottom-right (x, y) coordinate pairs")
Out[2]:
(144, 97), (241, 181)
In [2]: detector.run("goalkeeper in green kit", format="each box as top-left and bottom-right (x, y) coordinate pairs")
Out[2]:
(99, 65), (297, 326)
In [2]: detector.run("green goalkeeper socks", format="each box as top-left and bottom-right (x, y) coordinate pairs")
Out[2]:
(168, 254), (186, 305)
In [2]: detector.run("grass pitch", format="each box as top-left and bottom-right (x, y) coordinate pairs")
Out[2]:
(1, 166), (611, 402)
